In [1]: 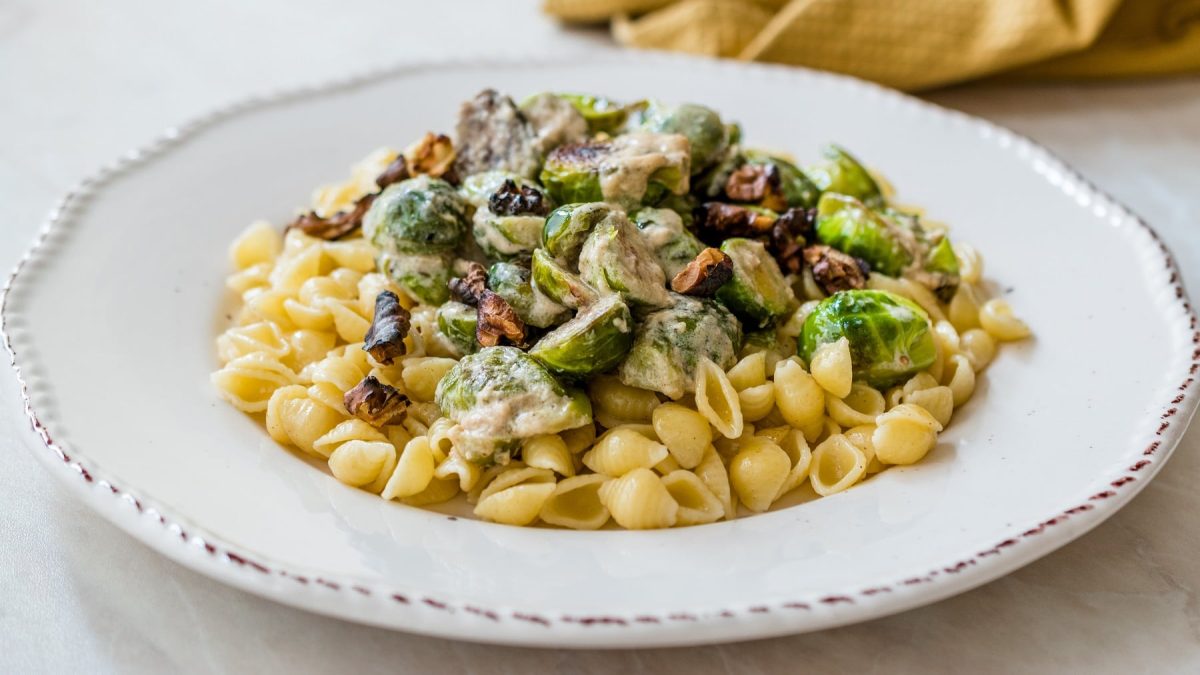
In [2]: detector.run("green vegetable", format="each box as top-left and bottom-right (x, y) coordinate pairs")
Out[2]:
(541, 202), (613, 263)
(363, 175), (470, 255)
(799, 290), (936, 388)
(379, 252), (452, 305)
(815, 192), (914, 277)
(618, 294), (743, 399)
(743, 150), (821, 209)
(486, 262), (570, 329)
(636, 102), (729, 173)
(806, 144), (883, 208)
(631, 207), (705, 279)
(715, 238), (794, 328)
(650, 192), (698, 228)
(436, 301), (479, 355)
(539, 134), (689, 209)
(472, 211), (544, 261)
(924, 236), (959, 278)
(530, 248), (599, 309)
(554, 93), (630, 134)
(435, 346), (592, 463)
(578, 213), (672, 309)
(529, 294), (633, 377)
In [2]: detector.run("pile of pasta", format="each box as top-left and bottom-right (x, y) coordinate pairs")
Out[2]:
(212, 149), (1029, 530)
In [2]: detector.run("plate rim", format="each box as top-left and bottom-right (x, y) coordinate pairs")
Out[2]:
(4, 50), (1198, 648)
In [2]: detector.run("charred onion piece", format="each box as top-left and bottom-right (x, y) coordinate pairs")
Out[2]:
(289, 193), (376, 241)
(448, 261), (488, 306)
(803, 244), (869, 294)
(375, 155), (410, 189)
(488, 179), (551, 216)
(476, 290), (526, 348)
(671, 247), (734, 296)
(344, 375), (410, 426)
(405, 132), (456, 178)
(363, 291), (411, 365)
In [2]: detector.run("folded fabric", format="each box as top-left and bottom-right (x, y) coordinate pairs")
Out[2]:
(543, 0), (1200, 90)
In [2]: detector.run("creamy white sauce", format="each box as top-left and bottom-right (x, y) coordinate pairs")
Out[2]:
(597, 133), (691, 206)
(449, 375), (581, 462)
(472, 208), (535, 256)
(579, 215), (671, 308)
(522, 93), (588, 155)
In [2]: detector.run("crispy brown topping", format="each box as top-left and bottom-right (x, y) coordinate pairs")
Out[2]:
(448, 261), (488, 306)
(363, 291), (411, 365)
(344, 376), (409, 426)
(475, 290), (526, 348)
(774, 206), (816, 241)
(375, 155), (410, 189)
(694, 203), (777, 244)
(725, 164), (787, 211)
(288, 193), (377, 241)
(488, 179), (550, 217)
(671, 247), (734, 296)
(404, 132), (456, 178)
(765, 207), (817, 273)
(803, 245), (868, 294)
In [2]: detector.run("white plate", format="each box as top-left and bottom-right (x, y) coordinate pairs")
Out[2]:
(4, 53), (1198, 648)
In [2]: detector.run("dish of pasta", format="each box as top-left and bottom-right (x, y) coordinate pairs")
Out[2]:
(212, 89), (1030, 529)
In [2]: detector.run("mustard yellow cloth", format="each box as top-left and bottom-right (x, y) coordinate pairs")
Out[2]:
(543, 0), (1200, 90)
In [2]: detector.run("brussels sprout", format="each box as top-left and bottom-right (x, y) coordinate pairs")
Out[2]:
(578, 214), (672, 309)
(799, 290), (936, 388)
(815, 192), (915, 277)
(435, 346), (592, 463)
(486, 261), (570, 329)
(715, 238), (794, 328)
(637, 102), (730, 173)
(541, 202), (614, 263)
(453, 89), (541, 179)
(436, 301), (479, 355)
(743, 150), (821, 209)
(618, 294), (742, 399)
(922, 236), (961, 301)
(554, 93), (630, 134)
(472, 209), (544, 261)
(806, 145), (883, 207)
(379, 252), (452, 305)
(363, 175), (470, 256)
(651, 191), (699, 228)
(631, 207), (705, 278)
(529, 294), (633, 377)
(539, 133), (690, 209)
(519, 93), (589, 154)
(530, 248), (599, 309)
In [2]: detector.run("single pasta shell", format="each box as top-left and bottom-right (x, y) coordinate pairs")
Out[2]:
(728, 437), (790, 513)
(598, 468), (679, 530)
(694, 447), (733, 519)
(328, 440), (394, 488)
(474, 482), (557, 526)
(313, 419), (388, 458)
(539, 474), (610, 530)
(810, 434), (868, 496)
(695, 358), (744, 440)
(582, 427), (669, 476)
(381, 436), (436, 499)
(810, 337), (853, 398)
(651, 403), (712, 469)
(661, 470), (724, 526)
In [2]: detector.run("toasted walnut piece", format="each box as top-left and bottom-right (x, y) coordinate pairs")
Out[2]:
(775, 206), (816, 241)
(476, 290), (526, 348)
(344, 376), (410, 426)
(725, 164), (787, 211)
(363, 291), (411, 365)
(448, 261), (488, 306)
(289, 193), (377, 240)
(768, 222), (805, 274)
(803, 244), (869, 294)
(694, 203), (777, 243)
(375, 155), (410, 189)
(488, 179), (551, 217)
(672, 247), (734, 296)
(404, 132), (456, 178)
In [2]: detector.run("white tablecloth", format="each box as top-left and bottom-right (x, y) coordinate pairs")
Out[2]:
(3, 2), (1198, 672)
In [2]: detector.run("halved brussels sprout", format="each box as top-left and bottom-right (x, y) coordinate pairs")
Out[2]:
(554, 93), (630, 134)
(472, 210), (544, 261)
(921, 236), (961, 301)
(435, 346), (592, 463)
(618, 294), (743, 399)
(743, 150), (821, 209)
(578, 213), (672, 309)
(636, 102), (729, 173)
(715, 238), (794, 328)
(631, 207), (705, 279)
(487, 261), (570, 329)
(436, 301), (479, 355)
(541, 202), (614, 263)
(529, 294), (633, 377)
(799, 289), (936, 388)
(530, 248), (599, 309)
(806, 144), (883, 208)
(379, 252), (452, 306)
(540, 133), (690, 209)
(363, 175), (470, 256)
(815, 192), (915, 277)
(518, 93), (589, 154)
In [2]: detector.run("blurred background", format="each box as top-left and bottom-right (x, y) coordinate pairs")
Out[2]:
(2, 1), (1198, 672)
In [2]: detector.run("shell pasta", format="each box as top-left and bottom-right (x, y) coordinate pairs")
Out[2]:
(212, 89), (1029, 529)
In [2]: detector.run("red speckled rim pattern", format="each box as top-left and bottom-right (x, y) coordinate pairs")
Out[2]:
(3, 52), (1198, 643)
